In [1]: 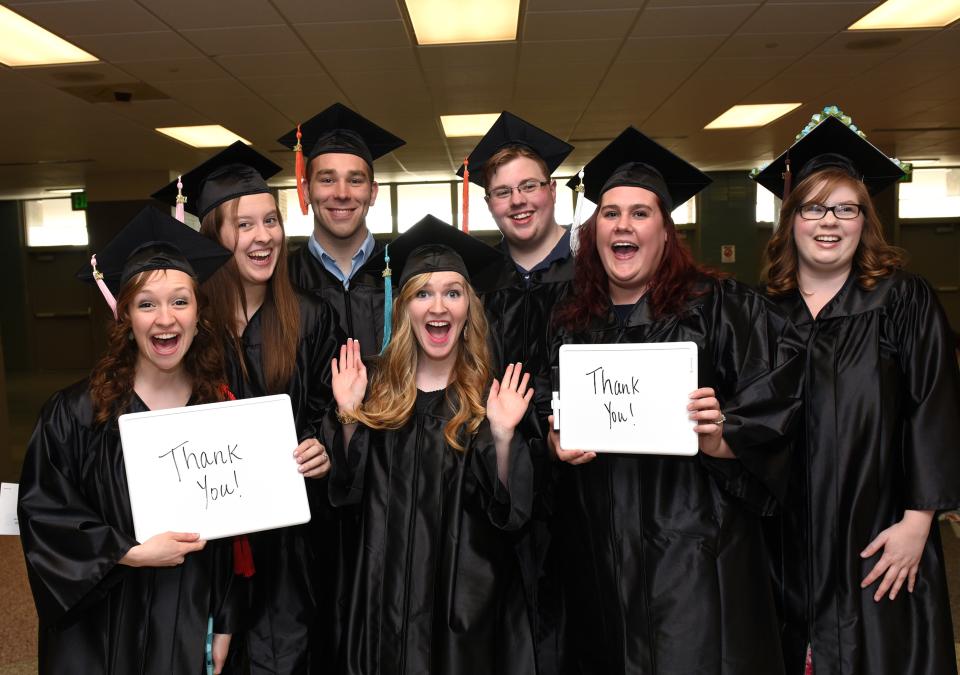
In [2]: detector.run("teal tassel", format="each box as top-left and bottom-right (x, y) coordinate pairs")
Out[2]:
(205, 615), (214, 675)
(380, 244), (393, 354)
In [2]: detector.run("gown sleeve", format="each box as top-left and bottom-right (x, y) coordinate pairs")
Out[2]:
(469, 420), (534, 532)
(706, 281), (805, 513)
(17, 389), (139, 625)
(299, 297), (346, 443)
(323, 407), (370, 509)
(210, 537), (249, 634)
(891, 275), (960, 510)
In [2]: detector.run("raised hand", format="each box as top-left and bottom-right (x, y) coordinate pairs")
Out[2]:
(120, 531), (206, 567)
(486, 363), (534, 439)
(331, 338), (367, 416)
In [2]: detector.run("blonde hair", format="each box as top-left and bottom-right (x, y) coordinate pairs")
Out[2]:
(353, 272), (491, 451)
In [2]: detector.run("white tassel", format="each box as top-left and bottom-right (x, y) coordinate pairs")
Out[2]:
(570, 169), (586, 254)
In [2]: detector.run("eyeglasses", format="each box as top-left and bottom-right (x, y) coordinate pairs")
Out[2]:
(798, 203), (862, 220)
(486, 179), (550, 201)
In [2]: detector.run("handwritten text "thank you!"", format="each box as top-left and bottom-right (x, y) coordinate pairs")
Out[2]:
(585, 366), (639, 429)
(158, 441), (243, 509)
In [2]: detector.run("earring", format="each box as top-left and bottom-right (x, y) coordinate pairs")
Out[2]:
(127, 331), (134, 342)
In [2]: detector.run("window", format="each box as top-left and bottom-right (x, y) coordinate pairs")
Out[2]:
(456, 181), (498, 232)
(396, 183), (453, 232)
(24, 198), (88, 247)
(277, 185), (394, 236)
(756, 184), (777, 224)
(898, 168), (960, 219)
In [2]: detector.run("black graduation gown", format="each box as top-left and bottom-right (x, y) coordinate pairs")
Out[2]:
(547, 277), (804, 675)
(765, 271), (960, 675)
(475, 245), (574, 675)
(224, 292), (343, 674)
(324, 389), (537, 675)
(18, 381), (242, 675)
(289, 242), (385, 358)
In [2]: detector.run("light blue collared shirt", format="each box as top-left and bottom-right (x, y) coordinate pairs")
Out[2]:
(307, 230), (376, 289)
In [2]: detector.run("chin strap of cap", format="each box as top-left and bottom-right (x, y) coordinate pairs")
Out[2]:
(295, 124), (309, 216)
(90, 255), (118, 320)
(380, 244), (393, 354)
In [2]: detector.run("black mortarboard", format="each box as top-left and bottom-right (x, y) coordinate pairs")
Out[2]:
(151, 141), (282, 220)
(77, 206), (231, 315)
(567, 127), (711, 211)
(277, 102), (405, 166)
(457, 111), (574, 188)
(752, 113), (905, 199)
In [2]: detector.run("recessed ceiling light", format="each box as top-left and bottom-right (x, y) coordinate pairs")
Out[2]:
(405, 0), (520, 45)
(440, 113), (501, 138)
(704, 103), (802, 129)
(849, 0), (960, 30)
(0, 5), (98, 67)
(155, 125), (251, 148)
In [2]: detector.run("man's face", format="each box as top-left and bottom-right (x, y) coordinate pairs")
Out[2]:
(485, 156), (557, 248)
(306, 152), (378, 241)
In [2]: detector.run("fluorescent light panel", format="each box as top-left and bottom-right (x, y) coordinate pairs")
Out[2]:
(705, 103), (802, 129)
(405, 0), (520, 45)
(440, 113), (501, 138)
(849, 0), (960, 30)
(155, 125), (251, 148)
(0, 5), (98, 67)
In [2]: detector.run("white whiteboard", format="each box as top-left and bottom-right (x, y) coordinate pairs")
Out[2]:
(558, 342), (699, 455)
(119, 394), (310, 542)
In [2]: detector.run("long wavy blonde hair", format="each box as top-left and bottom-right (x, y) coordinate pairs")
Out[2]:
(353, 272), (491, 451)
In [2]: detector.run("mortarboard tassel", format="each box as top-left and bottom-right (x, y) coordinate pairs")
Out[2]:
(461, 157), (470, 233)
(174, 176), (186, 224)
(379, 244), (393, 354)
(217, 383), (256, 579)
(295, 124), (309, 216)
(782, 155), (793, 201)
(90, 254), (118, 320)
(570, 170), (586, 254)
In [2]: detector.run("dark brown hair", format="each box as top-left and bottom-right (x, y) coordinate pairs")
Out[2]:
(482, 144), (550, 189)
(200, 196), (301, 394)
(763, 168), (905, 296)
(89, 270), (226, 424)
(555, 192), (714, 331)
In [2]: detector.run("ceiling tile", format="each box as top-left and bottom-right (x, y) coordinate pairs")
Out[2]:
(114, 57), (226, 82)
(8, 1), (164, 35)
(714, 32), (831, 59)
(215, 52), (321, 78)
(71, 31), (203, 62)
(417, 43), (517, 70)
(315, 47), (418, 73)
(632, 5), (758, 37)
(618, 35), (725, 62)
(270, 0), (401, 22)
(520, 39), (621, 66)
(294, 20), (410, 50)
(737, 2), (878, 34)
(181, 25), (302, 56)
(523, 10), (637, 41)
(136, 0), (284, 29)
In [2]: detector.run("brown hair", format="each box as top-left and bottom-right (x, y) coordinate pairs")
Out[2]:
(199, 196), (301, 394)
(554, 193), (714, 331)
(89, 270), (226, 424)
(353, 273), (491, 452)
(482, 144), (550, 189)
(763, 168), (905, 296)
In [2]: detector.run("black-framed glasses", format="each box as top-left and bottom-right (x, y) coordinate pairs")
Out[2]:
(486, 179), (550, 201)
(798, 203), (862, 220)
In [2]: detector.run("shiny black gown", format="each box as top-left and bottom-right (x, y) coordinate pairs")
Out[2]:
(18, 381), (242, 675)
(289, 243), (385, 358)
(765, 271), (960, 675)
(223, 292), (343, 674)
(324, 388), (537, 675)
(547, 277), (804, 675)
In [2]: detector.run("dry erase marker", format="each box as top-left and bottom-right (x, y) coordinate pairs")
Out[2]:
(551, 367), (560, 431)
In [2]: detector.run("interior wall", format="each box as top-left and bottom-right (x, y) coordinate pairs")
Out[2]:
(0, 202), (31, 372)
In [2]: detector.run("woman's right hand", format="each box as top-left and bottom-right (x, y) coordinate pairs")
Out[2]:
(547, 415), (597, 465)
(331, 338), (367, 415)
(120, 531), (206, 567)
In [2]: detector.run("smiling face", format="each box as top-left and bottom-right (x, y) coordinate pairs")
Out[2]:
(792, 181), (864, 276)
(406, 271), (469, 366)
(217, 192), (283, 289)
(595, 185), (668, 304)
(485, 156), (557, 248)
(129, 269), (198, 375)
(306, 152), (378, 241)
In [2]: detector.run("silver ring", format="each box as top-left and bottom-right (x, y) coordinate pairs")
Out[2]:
(716, 413), (726, 425)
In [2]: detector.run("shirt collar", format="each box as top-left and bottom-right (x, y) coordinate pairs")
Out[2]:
(307, 230), (375, 289)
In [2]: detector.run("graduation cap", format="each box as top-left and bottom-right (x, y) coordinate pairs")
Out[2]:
(151, 141), (282, 220)
(752, 109), (906, 199)
(360, 214), (506, 352)
(456, 111), (573, 188)
(77, 206), (232, 319)
(567, 127), (711, 212)
(277, 102), (405, 215)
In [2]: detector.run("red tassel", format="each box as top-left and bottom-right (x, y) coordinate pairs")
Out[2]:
(219, 384), (236, 401)
(461, 157), (470, 233)
(295, 124), (309, 216)
(233, 535), (255, 577)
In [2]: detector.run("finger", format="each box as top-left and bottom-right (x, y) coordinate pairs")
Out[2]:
(908, 566), (918, 593)
(510, 362), (523, 390)
(688, 387), (715, 400)
(303, 462), (331, 479)
(299, 455), (324, 473)
(502, 363), (515, 388)
(571, 452), (597, 465)
(692, 422), (722, 435)
(338, 343), (347, 371)
(861, 557), (890, 588)
(346, 338), (355, 370)
(888, 567), (909, 600)
(352, 339), (361, 363)
(687, 397), (719, 411)
(523, 388), (534, 403)
(169, 531), (201, 542)
(489, 378), (500, 399)
(518, 371), (531, 396)
(860, 532), (887, 558)
(874, 564), (901, 602)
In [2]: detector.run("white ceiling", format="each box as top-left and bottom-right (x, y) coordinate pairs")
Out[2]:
(1, 0), (958, 198)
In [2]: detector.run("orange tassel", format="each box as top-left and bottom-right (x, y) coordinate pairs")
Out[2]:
(461, 157), (470, 233)
(295, 124), (308, 216)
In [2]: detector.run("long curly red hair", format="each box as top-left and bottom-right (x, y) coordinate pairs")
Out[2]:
(89, 270), (227, 424)
(555, 192), (714, 331)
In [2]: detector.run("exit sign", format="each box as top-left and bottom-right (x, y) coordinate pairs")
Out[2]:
(71, 191), (87, 211)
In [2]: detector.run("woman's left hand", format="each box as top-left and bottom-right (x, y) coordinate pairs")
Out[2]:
(688, 387), (734, 459)
(293, 438), (330, 478)
(860, 509), (934, 601)
(212, 633), (231, 674)
(486, 363), (534, 439)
